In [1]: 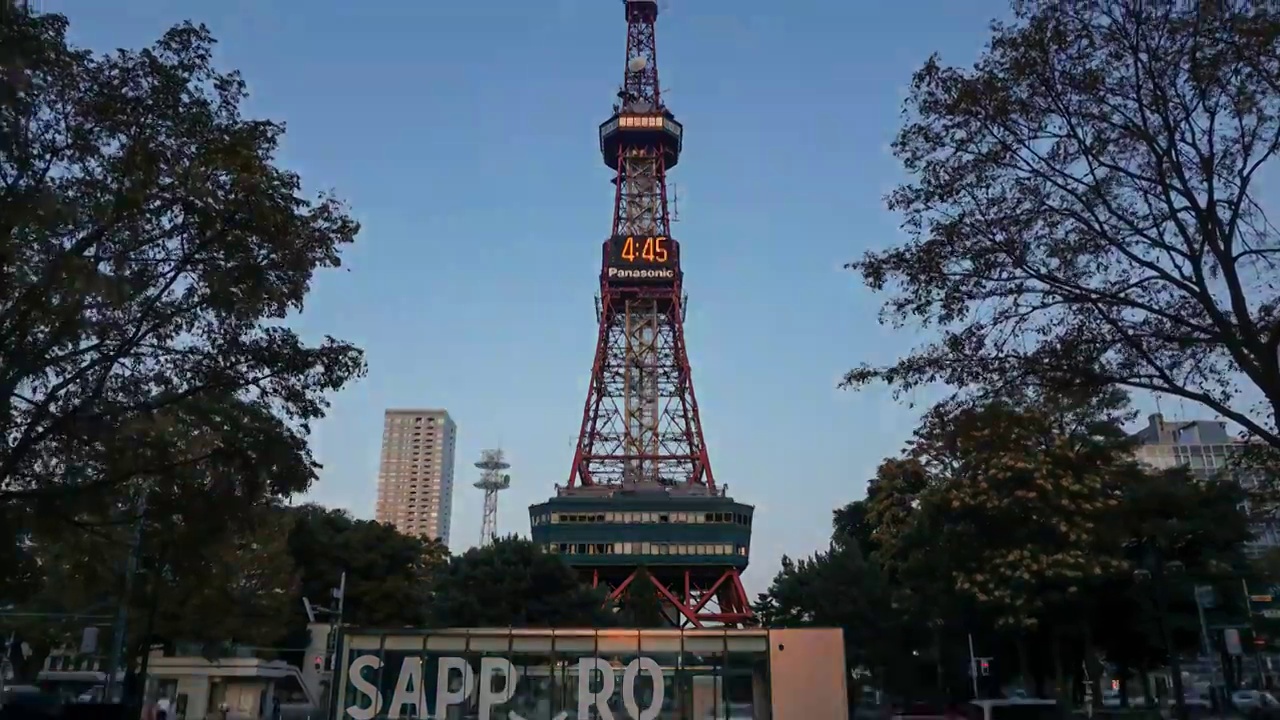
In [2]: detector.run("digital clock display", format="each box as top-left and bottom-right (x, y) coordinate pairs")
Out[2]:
(599, 233), (680, 283)
(602, 234), (681, 285)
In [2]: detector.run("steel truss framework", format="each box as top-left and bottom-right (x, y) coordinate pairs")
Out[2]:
(561, 0), (754, 627)
(479, 489), (498, 545)
(591, 567), (753, 628)
(569, 289), (714, 487)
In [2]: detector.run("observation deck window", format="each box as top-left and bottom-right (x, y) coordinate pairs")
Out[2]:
(550, 541), (736, 556)
(547, 510), (752, 525)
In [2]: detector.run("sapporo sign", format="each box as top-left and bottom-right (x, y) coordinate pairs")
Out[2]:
(344, 654), (665, 720)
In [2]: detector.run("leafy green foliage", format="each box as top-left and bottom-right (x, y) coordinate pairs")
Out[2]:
(0, 7), (365, 508)
(23, 495), (297, 661)
(757, 386), (1259, 699)
(615, 567), (667, 627)
(425, 537), (614, 628)
(753, 505), (929, 697)
(889, 397), (1133, 628)
(0, 4), (367, 678)
(0, 501), (39, 606)
(285, 504), (448, 629)
(844, 0), (1280, 447)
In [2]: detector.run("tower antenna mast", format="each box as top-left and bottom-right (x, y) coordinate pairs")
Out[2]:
(473, 449), (511, 547)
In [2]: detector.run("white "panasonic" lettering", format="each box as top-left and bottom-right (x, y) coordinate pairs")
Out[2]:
(607, 267), (676, 280)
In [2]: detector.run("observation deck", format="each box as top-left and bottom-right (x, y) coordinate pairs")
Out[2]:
(599, 109), (683, 170)
(529, 480), (752, 571)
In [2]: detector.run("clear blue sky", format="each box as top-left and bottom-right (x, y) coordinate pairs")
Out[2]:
(47, 0), (1013, 591)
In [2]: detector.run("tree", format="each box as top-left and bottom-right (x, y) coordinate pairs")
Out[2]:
(758, 384), (1261, 701)
(149, 503), (298, 651)
(1096, 466), (1253, 707)
(1252, 547), (1280, 583)
(615, 567), (667, 627)
(4, 492), (297, 693)
(754, 501), (917, 696)
(1, 403), (311, 681)
(832, 498), (879, 556)
(759, 547), (898, 662)
(0, 500), (39, 605)
(758, 542), (934, 699)
(845, 0), (1280, 447)
(903, 397), (1135, 631)
(28, 495), (297, 653)
(284, 505), (448, 629)
(14, 399), (322, 633)
(425, 537), (614, 628)
(0, 7), (365, 506)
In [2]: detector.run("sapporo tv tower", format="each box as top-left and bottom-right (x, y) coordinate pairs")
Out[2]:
(529, 0), (754, 627)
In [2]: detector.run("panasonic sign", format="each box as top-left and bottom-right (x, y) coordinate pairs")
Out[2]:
(607, 267), (676, 281)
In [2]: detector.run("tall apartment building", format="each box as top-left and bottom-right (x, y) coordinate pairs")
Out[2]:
(375, 409), (457, 544)
(1132, 412), (1278, 554)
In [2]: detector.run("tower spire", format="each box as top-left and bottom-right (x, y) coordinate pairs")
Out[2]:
(619, 0), (662, 113)
(608, 0), (679, 244)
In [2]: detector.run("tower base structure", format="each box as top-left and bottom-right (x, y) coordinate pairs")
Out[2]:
(529, 481), (754, 627)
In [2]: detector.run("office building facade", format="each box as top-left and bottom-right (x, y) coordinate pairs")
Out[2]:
(1132, 412), (1278, 555)
(375, 409), (456, 544)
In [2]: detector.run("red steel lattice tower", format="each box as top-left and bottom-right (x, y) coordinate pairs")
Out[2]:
(532, 0), (754, 627)
(570, 0), (707, 491)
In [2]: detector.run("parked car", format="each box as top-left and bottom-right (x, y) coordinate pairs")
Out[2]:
(0, 685), (63, 719)
(1234, 690), (1280, 719)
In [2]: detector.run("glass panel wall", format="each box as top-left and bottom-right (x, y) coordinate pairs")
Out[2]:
(333, 629), (772, 720)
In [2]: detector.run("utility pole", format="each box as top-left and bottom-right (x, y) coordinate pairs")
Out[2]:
(104, 493), (148, 704)
(967, 634), (991, 699)
(302, 572), (345, 709)
(1195, 586), (1227, 709)
(1242, 579), (1268, 686)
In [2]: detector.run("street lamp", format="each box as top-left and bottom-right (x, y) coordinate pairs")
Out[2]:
(1133, 543), (1188, 720)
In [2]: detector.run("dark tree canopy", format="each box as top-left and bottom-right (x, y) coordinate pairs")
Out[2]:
(425, 537), (614, 628)
(0, 9), (364, 505)
(756, 386), (1259, 699)
(0, 500), (40, 605)
(848, 0), (1280, 447)
(615, 566), (667, 627)
(285, 504), (448, 629)
(12, 495), (297, 676)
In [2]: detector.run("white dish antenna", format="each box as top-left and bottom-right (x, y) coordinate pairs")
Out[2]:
(627, 56), (647, 72)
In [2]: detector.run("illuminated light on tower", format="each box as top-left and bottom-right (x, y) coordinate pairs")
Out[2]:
(529, 0), (754, 627)
(473, 449), (511, 547)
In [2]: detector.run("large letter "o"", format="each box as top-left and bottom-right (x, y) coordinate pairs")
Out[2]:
(622, 658), (664, 720)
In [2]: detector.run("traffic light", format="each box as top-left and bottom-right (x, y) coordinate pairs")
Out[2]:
(313, 655), (324, 672)
(980, 660), (990, 676)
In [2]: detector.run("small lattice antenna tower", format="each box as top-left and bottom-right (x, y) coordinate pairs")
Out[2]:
(473, 448), (512, 547)
(670, 183), (681, 223)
